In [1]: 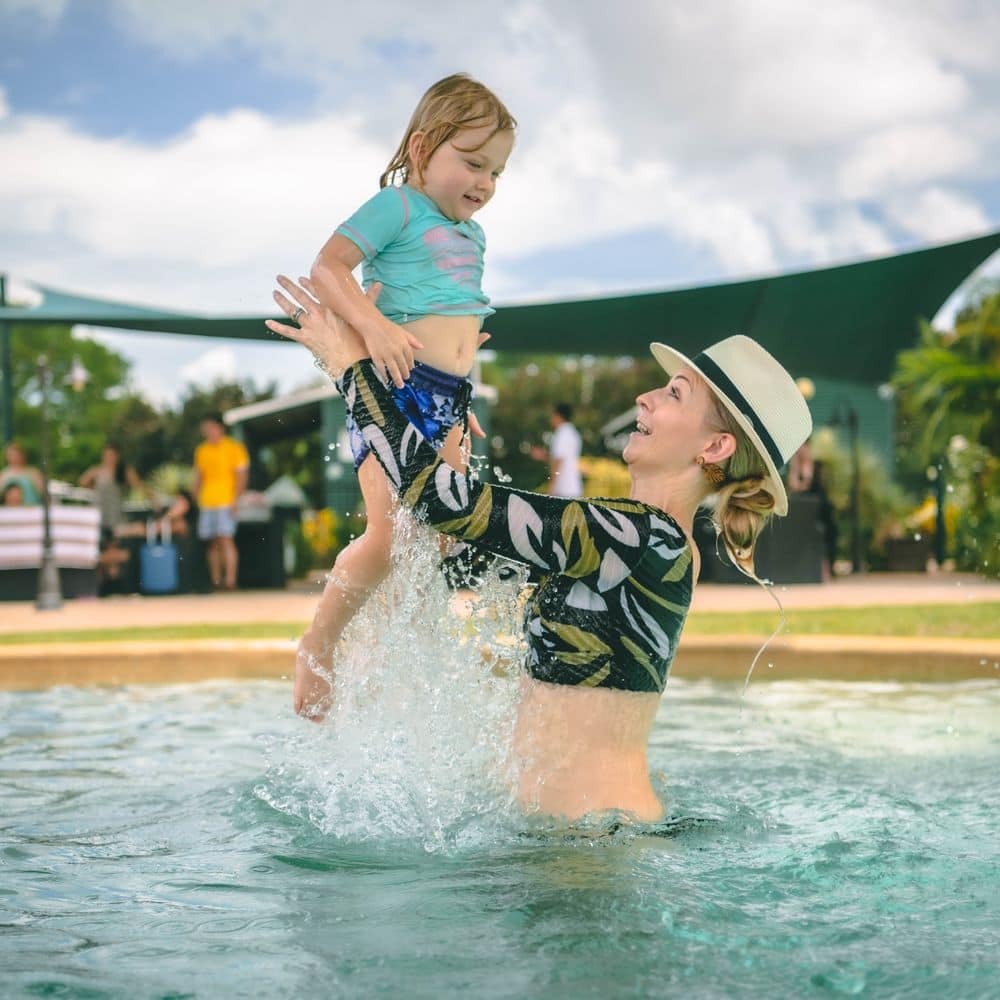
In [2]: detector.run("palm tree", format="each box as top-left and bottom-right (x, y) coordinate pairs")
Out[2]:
(893, 289), (1000, 466)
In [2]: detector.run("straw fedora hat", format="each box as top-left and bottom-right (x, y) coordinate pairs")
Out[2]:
(650, 335), (813, 516)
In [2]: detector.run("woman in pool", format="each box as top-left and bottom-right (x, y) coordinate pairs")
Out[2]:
(268, 277), (812, 824)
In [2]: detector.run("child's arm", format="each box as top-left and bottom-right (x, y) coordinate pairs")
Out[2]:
(310, 233), (423, 388)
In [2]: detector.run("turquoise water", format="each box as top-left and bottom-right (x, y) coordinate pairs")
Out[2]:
(2, 677), (998, 999)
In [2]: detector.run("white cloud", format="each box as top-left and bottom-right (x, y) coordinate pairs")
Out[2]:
(0, 96), (785, 310)
(2, 0), (997, 405)
(1, 109), (385, 275)
(885, 187), (990, 244)
(839, 125), (978, 199)
(180, 345), (237, 386)
(102, 1), (980, 153)
(770, 202), (893, 264)
(531, 0), (971, 156)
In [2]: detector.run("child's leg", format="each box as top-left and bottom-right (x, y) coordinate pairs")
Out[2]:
(293, 453), (395, 720)
(439, 419), (470, 472)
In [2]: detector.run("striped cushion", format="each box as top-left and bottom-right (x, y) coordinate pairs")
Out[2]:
(0, 506), (100, 569)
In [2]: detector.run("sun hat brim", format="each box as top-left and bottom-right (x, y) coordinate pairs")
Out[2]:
(649, 342), (790, 515)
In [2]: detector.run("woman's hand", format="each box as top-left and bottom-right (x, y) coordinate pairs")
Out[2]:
(266, 275), (370, 378)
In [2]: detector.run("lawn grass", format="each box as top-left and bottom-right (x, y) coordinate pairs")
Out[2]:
(0, 622), (305, 645)
(684, 601), (1000, 639)
(1, 602), (997, 646)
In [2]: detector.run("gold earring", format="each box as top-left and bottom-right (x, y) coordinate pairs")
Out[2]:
(696, 455), (726, 486)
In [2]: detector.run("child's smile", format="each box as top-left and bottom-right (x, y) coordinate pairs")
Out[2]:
(413, 123), (514, 222)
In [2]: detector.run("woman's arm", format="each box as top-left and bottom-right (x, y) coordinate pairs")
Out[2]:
(269, 277), (654, 579)
(338, 360), (654, 581)
(268, 276), (666, 583)
(78, 466), (96, 488)
(310, 233), (422, 388)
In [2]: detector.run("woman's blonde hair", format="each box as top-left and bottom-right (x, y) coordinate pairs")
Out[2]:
(380, 73), (516, 189)
(703, 394), (777, 579)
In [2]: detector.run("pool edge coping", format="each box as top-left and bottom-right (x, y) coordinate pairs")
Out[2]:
(1, 635), (998, 689)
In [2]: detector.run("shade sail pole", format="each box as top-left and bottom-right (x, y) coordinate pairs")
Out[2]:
(0, 274), (12, 444)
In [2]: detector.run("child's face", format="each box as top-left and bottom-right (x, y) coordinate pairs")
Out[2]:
(412, 124), (514, 222)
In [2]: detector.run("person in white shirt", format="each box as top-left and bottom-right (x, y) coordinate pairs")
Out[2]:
(532, 402), (583, 497)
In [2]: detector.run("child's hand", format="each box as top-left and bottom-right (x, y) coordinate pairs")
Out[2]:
(363, 319), (423, 389)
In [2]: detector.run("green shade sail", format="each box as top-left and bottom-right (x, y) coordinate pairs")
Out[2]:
(2, 230), (998, 383)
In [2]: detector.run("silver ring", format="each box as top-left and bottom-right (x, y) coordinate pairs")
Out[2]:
(292, 306), (306, 323)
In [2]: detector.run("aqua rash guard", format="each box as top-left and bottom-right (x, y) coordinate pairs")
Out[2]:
(335, 185), (494, 326)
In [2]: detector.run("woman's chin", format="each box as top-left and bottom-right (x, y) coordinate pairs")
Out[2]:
(622, 434), (641, 465)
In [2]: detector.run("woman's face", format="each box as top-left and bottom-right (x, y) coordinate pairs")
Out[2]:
(102, 446), (120, 466)
(622, 366), (720, 473)
(5, 443), (26, 467)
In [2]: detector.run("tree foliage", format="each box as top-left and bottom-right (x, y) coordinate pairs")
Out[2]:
(162, 379), (275, 469)
(891, 288), (1000, 576)
(4, 324), (275, 485)
(7, 324), (133, 479)
(482, 353), (661, 488)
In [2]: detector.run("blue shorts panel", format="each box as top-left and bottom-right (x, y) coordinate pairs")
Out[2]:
(198, 505), (236, 540)
(344, 361), (473, 470)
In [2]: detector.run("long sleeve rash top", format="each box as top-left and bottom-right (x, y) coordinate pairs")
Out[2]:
(337, 361), (694, 693)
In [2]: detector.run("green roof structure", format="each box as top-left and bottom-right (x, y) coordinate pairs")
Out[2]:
(486, 230), (1000, 381)
(2, 229), (999, 440)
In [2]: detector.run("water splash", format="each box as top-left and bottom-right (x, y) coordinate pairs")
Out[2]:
(257, 507), (531, 852)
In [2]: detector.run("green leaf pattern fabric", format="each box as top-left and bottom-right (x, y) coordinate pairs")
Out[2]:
(338, 362), (694, 693)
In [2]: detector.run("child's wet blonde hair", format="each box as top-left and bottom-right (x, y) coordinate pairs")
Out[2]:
(380, 73), (516, 189)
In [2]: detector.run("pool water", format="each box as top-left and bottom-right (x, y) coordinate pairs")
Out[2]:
(2, 677), (997, 999)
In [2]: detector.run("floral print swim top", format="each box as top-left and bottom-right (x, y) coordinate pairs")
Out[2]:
(338, 361), (694, 694)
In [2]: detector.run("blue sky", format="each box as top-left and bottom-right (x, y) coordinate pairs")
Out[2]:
(2, 0), (999, 404)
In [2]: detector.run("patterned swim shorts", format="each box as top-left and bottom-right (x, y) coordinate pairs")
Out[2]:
(343, 361), (474, 470)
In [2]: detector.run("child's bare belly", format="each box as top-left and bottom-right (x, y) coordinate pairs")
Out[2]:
(404, 315), (481, 377)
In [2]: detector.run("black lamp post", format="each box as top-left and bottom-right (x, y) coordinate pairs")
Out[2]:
(830, 402), (862, 574)
(35, 355), (62, 610)
(928, 458), (948, 566)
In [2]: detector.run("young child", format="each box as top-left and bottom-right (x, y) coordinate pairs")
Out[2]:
(292, 73), (516, 720)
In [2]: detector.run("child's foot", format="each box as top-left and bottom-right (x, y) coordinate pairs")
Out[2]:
(294, 635), (334, 722)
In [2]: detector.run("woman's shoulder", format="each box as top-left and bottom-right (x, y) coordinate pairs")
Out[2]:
(584, 496), (685, 533)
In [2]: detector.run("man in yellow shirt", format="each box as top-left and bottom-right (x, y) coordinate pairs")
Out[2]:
(192, 414), (249, 591)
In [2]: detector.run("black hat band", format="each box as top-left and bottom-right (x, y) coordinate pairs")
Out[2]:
(694, 352), (785, 469)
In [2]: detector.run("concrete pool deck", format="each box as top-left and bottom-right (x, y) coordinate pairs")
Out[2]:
(1, 574), (998, 689)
